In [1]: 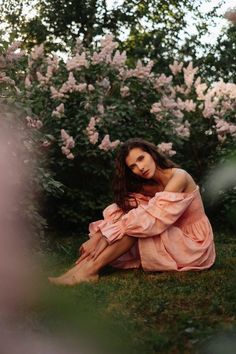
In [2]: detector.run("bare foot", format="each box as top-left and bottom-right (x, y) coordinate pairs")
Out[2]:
(48, 256), (90, 284)
(48, 260), (99, 286)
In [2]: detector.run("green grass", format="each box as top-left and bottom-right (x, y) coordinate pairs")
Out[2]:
(34, 230), (236, 354)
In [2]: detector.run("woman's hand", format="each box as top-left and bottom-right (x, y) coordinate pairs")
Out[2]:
(75, 234), (101, 265)
(79, 238), (96, 255)
(90, 237), (109, 260)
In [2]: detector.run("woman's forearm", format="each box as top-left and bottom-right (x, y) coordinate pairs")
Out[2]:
(90, 230), (103, 242)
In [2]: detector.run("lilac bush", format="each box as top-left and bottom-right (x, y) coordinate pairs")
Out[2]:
(1, 35), (235, 229)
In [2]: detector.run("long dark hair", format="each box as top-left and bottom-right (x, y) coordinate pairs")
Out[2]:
(112, 138), (178, 212)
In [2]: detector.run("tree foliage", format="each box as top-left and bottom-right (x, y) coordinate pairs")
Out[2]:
(0, 0), (222, 58)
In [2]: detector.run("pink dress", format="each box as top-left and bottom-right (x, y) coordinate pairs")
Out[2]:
(89, 186), (216, 271)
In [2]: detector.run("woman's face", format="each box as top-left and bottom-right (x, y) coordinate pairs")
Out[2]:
(125, 147), (157, 179)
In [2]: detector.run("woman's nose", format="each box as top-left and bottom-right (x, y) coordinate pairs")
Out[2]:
(137, 163), (144, 172)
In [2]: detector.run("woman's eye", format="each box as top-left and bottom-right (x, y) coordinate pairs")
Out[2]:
(138, 156), (144, 161)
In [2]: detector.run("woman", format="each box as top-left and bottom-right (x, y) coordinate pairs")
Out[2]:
(49, 138), (215, 286)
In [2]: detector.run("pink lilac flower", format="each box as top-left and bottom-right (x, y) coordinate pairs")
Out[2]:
(36, 71), (48, 85)
(61, 129), (75, 159)
(183, 99), (196, 112)
(175, 85), (186, 94)
(161, 96), (176, 110)
(77, 83), (87, 92)
(175, 121), (190, 138)
(66, 52), (88, 71)
(86, 117), (99, 144)
(100, 34), (118, 50)
(176, 98), (185, 110)
(120, 86), (130, 97)
(61, 129), (70, 141)
(183, 62), (198, 89)
(97, 104), (105, 115)
(66, 136), (75, 149)
(111, 50), (127, 67)
(150, 102), (162, 114)
(169, 86), (176, 98)
(214, 118), (236, 143)
(157, 142), (176, 157)
(25, 116), (43, 129)
(92, 34), (118, 65)
(46, 55), (59, 72)
(126, 60), (154, 79)
(229, 124), (236, 136)
(88, 84), (95, 91)
(195, 77), (208, 100)
(60, 74), (87, 94)
(66, 153), (74, 160)
(24, 75), (31, 88)
(0, 72), (15, 85)
(89, 131), (99, 144)
(202, 98), (216, 118)
(169, 60), (183, 75)
(224, 8), (236, 24)
(61, 146), (70, 155)
(172, 110), (184, 119)
(52, 103), (65, 118)
(215, 118), (230, 134)
(97, 78), (111, 89)
(5, 41), (25, 62)
(31, 44), (44, 61)
(154, 74), (173, 90)
(98, 134), (120, 151)
(50, 86), (65, 99)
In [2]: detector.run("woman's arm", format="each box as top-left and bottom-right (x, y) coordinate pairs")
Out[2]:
(100, 172), (193, 243)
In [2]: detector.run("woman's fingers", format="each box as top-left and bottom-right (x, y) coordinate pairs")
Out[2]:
(75, 251), (88, 264)
(92, 238), (108, 260)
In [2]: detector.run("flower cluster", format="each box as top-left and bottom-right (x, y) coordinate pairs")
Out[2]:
(52, 103), (64, 118)
(4, 34), (236, 165)
(61, 129), (75, 159)
(98, 135), (120, 151)
(86, 117), (99, 145)
(224, 8), (236, 24)
(0, 41), (24, 70)
(26, 116), (43, 129)
(157, 142), (176, 157)
(215, 118), (236, 143)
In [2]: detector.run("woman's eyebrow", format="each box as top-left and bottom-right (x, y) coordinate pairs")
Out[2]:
(128, 155), (143, 168)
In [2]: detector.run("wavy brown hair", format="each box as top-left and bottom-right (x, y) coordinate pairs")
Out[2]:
(112, 138), (178, 212)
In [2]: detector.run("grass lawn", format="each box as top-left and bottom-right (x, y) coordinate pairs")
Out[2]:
(35, 230), (236, 354)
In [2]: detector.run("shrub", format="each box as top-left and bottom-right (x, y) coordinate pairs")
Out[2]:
(1, 36), (235, 231)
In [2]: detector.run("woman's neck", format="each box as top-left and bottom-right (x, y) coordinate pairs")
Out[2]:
(153, 167), (173, 187)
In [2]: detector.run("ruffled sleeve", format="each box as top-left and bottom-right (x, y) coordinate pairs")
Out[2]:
(88, 193), (150, 237)
(101, 191), (194, 244)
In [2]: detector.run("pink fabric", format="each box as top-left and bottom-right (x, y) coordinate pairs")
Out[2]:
(89, 186), (216, 271)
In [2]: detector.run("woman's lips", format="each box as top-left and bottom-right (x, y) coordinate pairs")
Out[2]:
(143, 170), (149, 177)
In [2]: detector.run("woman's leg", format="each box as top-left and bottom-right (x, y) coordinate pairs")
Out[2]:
(48, 231), (104, 282)
(49, 235), (137, 285)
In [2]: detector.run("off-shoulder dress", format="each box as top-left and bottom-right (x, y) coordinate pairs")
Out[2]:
(89, 186), (216, 271)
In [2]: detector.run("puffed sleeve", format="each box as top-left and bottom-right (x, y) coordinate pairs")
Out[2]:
(101, 191), (194, 244)
(88, 193), (150, 237)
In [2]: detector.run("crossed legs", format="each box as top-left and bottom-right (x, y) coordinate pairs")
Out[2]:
(48, 235), (137, 286)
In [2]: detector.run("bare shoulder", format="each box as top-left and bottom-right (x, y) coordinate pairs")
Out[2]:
(164, 168), (197, 193)
(164, 169), (187, 193)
